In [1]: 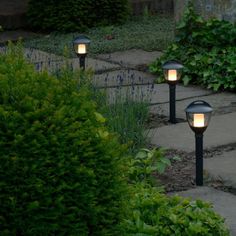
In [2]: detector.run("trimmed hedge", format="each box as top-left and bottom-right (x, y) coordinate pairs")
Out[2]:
(0, 44), (128, 235)
(27, 0), (130, 32)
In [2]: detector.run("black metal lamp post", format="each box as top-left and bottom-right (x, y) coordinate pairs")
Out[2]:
(162, 60), (184, 124)
(185, 100), (213, 186)
(73, 35), (91, 70)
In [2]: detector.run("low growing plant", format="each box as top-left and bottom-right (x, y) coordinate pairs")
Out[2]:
(124, 145), (229, 235)
(129, 148), (171, 184)
(24, 15), (175, 55)
(120, 185), (230, 235)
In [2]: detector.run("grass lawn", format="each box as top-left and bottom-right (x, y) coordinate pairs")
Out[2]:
(24, 14), (175, 56)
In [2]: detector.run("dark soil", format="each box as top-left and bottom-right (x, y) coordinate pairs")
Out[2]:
(152, 144), (236, 193)
(146, 113), (196, 193)
(146, 112), (185, 129)
(154, 149), (196, 193)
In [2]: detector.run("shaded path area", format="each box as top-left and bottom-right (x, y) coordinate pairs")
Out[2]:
(0, 0), (29, 29)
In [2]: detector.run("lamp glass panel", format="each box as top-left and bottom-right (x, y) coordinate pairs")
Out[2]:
(78, 44), (86, 54)
(186, 113), (212, 128)
(168, 70), (177, 81)
(164, 69), (182, 82)
(193, 114), (205, 127)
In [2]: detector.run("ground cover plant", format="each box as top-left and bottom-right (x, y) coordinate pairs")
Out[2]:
(121, 148), (230, 236)
(24, 14), (175, 55)
(150, 3), (236, 92)
(27, 0), (130, 32)
(121, 185), (230, 236)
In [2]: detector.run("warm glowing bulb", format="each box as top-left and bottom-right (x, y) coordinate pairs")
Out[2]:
(78, 44), (86, 54)
(193, 114), (205, 127)
(168, 70), (177, 81)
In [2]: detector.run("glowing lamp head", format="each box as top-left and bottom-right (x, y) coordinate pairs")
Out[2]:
(185, 100), (213, 134)
(162, 60), (184, 84)
(73, 35), (91, 56)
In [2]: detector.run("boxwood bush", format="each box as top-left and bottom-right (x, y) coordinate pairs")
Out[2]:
(0, 44), (128, 235)
(27, 0), (130, 32)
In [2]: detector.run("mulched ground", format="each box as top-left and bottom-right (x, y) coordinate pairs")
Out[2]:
(146, 114), (197, 192)
(154, 149), (196, 192)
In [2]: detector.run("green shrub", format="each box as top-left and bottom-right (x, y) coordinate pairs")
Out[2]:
(0, 44), (128, 235)
(121, 185), (230, 235)
(149, 3), (236, 91)
(27, 0), (130, 32)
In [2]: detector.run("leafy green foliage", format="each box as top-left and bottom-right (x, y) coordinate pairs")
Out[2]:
(27, 0), (130, 32)
(149, 3), (236, 91)
(121, 185), (230, 235)
(0, 43), (128, 235)
(129, 148), (171, 184)
(125, 146), (229, 235)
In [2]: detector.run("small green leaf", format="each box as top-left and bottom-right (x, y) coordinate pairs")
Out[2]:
(28, 201), (39, 210)
(94, 112), (106, 123)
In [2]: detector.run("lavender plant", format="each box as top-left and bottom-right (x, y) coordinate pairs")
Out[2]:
(98, 72), (153, 153)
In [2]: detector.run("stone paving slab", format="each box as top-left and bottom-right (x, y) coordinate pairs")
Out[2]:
(149, 112), (236, 152)
(173, 187), (236, 235)
(24, 48), (64, 62)
(96, 49), (163, 68)
(71, 58), (120, 73)
(150, 92), (236, 119)
(32, 57), (120, 74)
(93, 69), (155, 87)
(205, 150), (236, 189)
(106, 83), (213, 105)
(20, 48), (120, 73)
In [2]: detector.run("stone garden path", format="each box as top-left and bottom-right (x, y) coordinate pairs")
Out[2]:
(0, 33), (236, 234)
